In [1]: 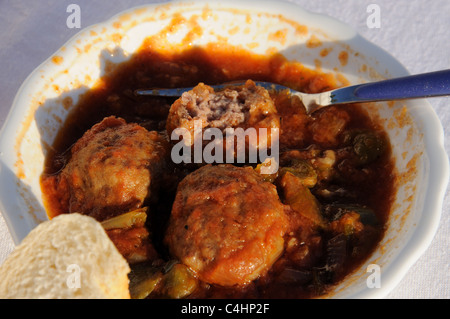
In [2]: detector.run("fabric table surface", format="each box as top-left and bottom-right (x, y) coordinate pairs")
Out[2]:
(0, 0), (448, 299)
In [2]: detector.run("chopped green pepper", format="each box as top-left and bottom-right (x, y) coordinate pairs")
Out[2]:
(128, 263), (163, 299)
(161, 263), (198, 299)
(353, 131), (386, 165)
(279, 158), (318, 188)
(280, 171), (326, 228)
(101, 207), (148, 230)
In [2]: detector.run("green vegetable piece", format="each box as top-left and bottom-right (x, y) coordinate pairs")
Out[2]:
(350, 205), (378, 226)
(280, 171), (326, 228)
(353, 132), (386, 165)
(128, 263), (163, 299)
(162, 263), (198, 299)
(101, 207), (148, 230)
(280, 159), (318, 188)
(325, 204), (379, 226)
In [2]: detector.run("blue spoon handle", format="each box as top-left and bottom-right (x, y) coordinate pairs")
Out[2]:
(332, 69), (450, 104)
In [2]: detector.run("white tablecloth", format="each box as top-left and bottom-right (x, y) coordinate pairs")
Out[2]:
(0, 0), (448, 298)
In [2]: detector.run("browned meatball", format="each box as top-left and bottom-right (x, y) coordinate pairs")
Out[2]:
(53, 116), (168, 221)
(165, 164), (289, 287)
(166, 80), (280, 153)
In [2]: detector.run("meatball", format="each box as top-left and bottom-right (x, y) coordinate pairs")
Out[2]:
(165, 164), (289, 287)
(166, 80), (280, 155)
(52, 116), (168, 221)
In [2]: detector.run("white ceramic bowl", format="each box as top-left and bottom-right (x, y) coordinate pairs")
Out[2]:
(0, 0), (448, 298)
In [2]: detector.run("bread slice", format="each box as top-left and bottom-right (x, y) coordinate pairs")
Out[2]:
(0, 213), (130, 299)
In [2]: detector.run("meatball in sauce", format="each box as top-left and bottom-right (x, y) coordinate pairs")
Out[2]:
(166, 80), (280, 164)
(167, 80), (280, 147)
(41, 116), (169, 221)
(165, 164), (289, 287)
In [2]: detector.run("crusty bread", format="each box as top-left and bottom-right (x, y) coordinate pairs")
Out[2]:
(0, 213), (130, 299)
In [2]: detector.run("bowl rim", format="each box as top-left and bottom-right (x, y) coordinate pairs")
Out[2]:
(0, 0), (448, 299)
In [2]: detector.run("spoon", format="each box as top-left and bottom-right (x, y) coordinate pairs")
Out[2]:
(135, 69), (450, 114)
